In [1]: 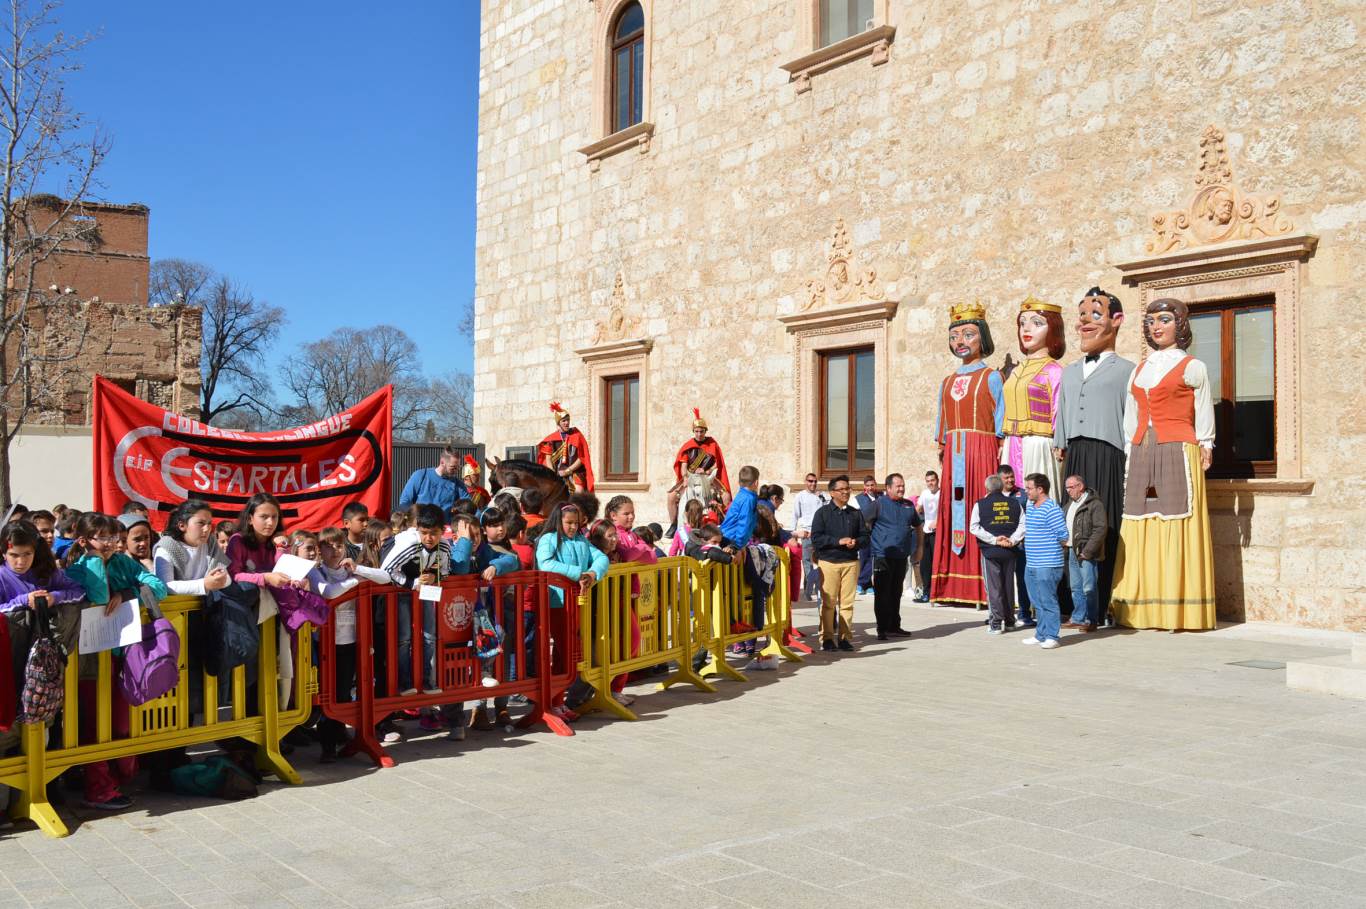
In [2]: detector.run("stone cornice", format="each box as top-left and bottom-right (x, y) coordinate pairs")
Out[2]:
(780, 25), (895, 93)
(577, 121), (655, 172)
(779, 299), (898, 334)
(574, 337), (653, 363)
(1115, 233), (1318, 285)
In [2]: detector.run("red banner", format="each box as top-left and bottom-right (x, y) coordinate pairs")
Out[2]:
(92, 377), (392, 531)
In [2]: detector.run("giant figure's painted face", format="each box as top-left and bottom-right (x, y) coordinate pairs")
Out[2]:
(1077, 295), (1122, 355)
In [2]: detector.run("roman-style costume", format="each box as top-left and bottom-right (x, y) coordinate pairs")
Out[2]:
(462, 455), (491, 510)
(1110, 348), (1216, 630)
(1001, 297), (1065, 502)
(930, 303), (1004, 606)
(673, 408), (730, 506)
(537, 402), (594, 492)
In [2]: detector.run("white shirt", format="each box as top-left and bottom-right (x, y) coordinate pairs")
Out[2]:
(1065, 491), (1088, 545)
(1082, 349), (1114, 380)
(792, 489), (826, 532)
(1123, 347), (1216, 449)
(919, 489), (940, 533)
(154, 545), (216, 597)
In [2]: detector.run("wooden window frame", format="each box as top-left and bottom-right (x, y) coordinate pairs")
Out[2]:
(1189, 294), (1277, 480)
(609, 4), (644, 134)
(817, 344), (874, 479)
(601, 372), (639, 483)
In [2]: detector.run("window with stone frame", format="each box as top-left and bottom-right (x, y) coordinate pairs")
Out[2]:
(818, 346), (875, 477)
(602, 373), (640, 482)
(610, 2), (644, 134)
(1187, 295), (1276, 479)
(819, 0), (875, 47)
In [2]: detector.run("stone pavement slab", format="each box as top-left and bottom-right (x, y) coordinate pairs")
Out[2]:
(1, 595), (1364, 908)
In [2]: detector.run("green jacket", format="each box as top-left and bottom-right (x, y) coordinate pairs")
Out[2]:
(66, 552), (169, 605)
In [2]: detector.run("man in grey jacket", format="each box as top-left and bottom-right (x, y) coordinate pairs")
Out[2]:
(1052, 287), (1133, 624)
(1062, 475), (1108, 632)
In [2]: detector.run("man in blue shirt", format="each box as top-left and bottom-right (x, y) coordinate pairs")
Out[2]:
(397, 446), (472, 513)
(719, 465), (765, 634)
(1021, 473), (1069, 649)
(867, 473), (921, 640)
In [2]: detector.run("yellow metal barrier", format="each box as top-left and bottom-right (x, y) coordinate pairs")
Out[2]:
(699, 546), (802, 682)
(575, 557), (716, 721)
(0, 595), (314, 837)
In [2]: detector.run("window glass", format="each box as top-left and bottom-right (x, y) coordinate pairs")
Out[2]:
(1233, 308), (1274, 462)
(820, 0), (875, 47)
(625, 376), (639, 473)
(1188, 312), (1222, 402)
(825, 354), (849, 468)
(609, 380), (626, 475)
(854, 350), (875, 470)
(615, 2), (643, 40)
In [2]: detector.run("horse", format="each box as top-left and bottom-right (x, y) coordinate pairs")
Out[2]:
(489, 459), (570, 517)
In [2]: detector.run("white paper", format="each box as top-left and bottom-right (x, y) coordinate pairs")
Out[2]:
(334, 603), (357, 645)
(79, 600), (142, 654)
(258, 586), (279, 625)
(272, 553), (317, 582)
(418, 584), (443, 602)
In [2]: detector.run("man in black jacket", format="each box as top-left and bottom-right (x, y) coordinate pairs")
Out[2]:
(810, 475), (869, 652)
(1062, 474), (1108, 632)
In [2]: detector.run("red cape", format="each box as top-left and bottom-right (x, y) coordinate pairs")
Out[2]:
(537, 427), (594, 491)
(673, 436), (730, 493)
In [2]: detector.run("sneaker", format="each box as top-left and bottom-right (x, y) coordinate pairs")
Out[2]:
(987, 626), (1003, 635)
(821, 640), (837, 652)
(495, 709), (513, 729)
(422, 687), (442, 695)
(743, 655), (779, 671)
(1040, 639), (1060, 650)
(509, 694), (530, 706)
(612, 692), (637, 707)
(730, 621), (756, 634)
(481, 675), (499, 688)
(1021, 636), (1040, 646)
(378, 720), (403, 744)
(548, 705), (579, 722)
(838, 639), (855, 652)
(447, 725), (467, 742)
(399, 687), (418, 697)
(82, 795), (132, 811)
(418, 713), (445, 732)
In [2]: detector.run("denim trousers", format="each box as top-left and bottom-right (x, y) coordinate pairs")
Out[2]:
(397, 598), (437, 690)
(1024, 565), (1064, 643)
(1068, 550), (1099, 625)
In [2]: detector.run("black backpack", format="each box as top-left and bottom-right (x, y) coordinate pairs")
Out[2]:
(203, 584), (260, 678)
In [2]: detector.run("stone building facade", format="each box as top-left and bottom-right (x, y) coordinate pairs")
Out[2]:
(6, 198), (201, 426)
(473, 0), (1366, 630)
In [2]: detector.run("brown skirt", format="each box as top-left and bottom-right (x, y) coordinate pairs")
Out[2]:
(1123, 432), (1191, 520)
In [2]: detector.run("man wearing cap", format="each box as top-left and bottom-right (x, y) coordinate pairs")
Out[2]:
(538, 403), (594, 492)
(1052, 287), (1134, 624)
(668, 409), (730, 528)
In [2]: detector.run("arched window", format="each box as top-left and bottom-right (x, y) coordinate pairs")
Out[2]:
(610, 2), (644, 133)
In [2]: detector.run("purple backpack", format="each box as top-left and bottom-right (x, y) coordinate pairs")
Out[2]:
(119, 617), (181, 706)
(273, 585), (330, 632)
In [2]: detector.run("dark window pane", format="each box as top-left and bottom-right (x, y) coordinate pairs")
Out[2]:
(613, 46), (632, 132)
(825, 354), (849, 470)
(609, 381), (625, 475)
(854, 351), (875, 469)
(615, 2), (643, 40)
(632, 42), (643, 126)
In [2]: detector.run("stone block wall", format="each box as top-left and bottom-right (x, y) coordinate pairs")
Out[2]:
(474, 0), (1366, 629)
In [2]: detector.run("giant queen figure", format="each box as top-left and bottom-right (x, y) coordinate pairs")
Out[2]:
(930, 302), (1004, 607)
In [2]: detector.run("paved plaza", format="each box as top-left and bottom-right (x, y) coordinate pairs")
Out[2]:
(2, 597), (1364, 909)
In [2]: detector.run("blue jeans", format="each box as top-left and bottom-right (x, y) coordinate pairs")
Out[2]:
(397, 597), (437, 691)
(1068, 551), (1099, 625)
(1024, 565), (1064, 643)
(1014, 546), (1032, 621)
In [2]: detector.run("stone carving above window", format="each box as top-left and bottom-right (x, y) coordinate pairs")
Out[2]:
(798, 219), (887, 312)
(1146, 125), (1295, 255)
(592, 271), (644, 344)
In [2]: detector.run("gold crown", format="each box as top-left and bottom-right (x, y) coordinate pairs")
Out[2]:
(1019, 295), (1062, 315)
(949, 301), (986, 323)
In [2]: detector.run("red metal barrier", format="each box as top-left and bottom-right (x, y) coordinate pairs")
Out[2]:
(317, 571), (579, 767)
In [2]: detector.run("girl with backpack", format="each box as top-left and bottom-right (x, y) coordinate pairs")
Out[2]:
(66, 512), (170, 810)
(536, 503), (608, 718)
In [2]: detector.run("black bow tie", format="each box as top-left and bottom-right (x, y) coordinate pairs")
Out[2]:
(1085, 354), (1100, 363)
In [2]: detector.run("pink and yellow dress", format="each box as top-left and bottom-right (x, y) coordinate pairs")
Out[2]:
(1001, 356), (1064, 502)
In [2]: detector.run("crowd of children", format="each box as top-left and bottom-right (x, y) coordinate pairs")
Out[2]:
(0, 463), (788, 825)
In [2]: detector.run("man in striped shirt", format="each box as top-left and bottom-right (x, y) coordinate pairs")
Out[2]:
(1021, 473), (1069, 649)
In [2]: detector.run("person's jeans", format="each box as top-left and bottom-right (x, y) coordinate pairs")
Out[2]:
(1014, 546), (1032, 622)
(857, 544), (872, 591)
(743, 552), (770, 630)
(1068, 551), (1099, 625)
(397, 597), (437, 691)
(1024, 565), (1064, 643)
(800, 537), (822, 600)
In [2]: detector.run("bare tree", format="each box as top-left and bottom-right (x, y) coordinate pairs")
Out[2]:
(150, 257), (213, 307)
(284, 324), (434, 439)
(427, 370), (474, 443)
(0, 0), (107, 506)
(199, 276), (284, 424)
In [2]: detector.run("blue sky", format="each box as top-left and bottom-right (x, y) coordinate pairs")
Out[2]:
(57, 1), (479, 377)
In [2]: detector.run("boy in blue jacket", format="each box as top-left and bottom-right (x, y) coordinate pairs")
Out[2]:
(443, 515), (519, 739)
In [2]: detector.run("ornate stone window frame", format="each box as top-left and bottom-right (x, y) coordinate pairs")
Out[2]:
(1115, 232), (1317, 496)
(575, 339), (653, 493)
(578, 0), (655, 172)
(780, 299), (898, 482)
(780, 0), (894, 94)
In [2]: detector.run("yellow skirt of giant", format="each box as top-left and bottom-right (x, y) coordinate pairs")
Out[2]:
(1110, 442), (1216, 630)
